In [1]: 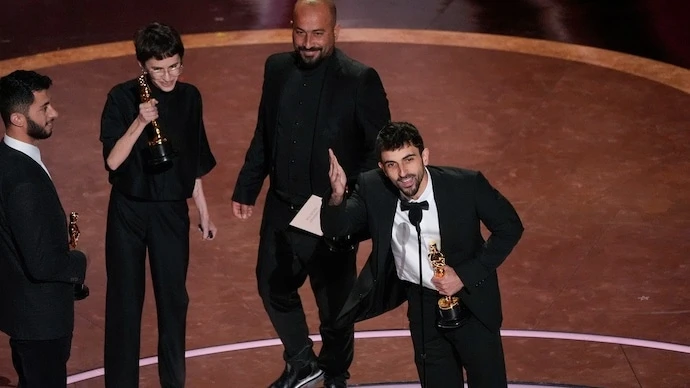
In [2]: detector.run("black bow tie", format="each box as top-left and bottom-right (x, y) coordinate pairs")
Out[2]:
(400, 200), (429, 211)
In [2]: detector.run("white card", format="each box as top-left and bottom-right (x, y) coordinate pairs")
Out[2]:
(289, 195), (324, 236)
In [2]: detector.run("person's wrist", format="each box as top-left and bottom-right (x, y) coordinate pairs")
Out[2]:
(328, 193), (344, 206)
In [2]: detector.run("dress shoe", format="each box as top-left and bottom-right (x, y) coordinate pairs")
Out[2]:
(323, 375), (347, 388)
(269, 360), (324, 388)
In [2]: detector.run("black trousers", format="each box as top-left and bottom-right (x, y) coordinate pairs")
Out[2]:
(257, 197), (356, 380)
(9, 335), (72, 388)
(104, 190), (190, 388)
(406, 285), (507, 388)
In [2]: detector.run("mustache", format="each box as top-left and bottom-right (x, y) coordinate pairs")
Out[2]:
(298, 47), (321, 52)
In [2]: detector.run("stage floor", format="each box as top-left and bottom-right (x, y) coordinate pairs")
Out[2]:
(0, 2), (689, 387)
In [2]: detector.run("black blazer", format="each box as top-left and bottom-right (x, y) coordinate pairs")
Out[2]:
(321, 166), (524, 332)
(0, 142), (87, 340)
(232, 48), (391, 224)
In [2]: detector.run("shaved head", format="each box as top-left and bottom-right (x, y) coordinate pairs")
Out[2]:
(293, 0), (337, 28)
(291, 0), (340, 69)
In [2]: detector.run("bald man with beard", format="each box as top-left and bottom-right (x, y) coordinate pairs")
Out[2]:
(231, 1), (391, 387)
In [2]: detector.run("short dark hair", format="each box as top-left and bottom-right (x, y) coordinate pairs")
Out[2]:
(0, 70), (52, 127)
(375, 121), (425, 161)
(134, 22), (185, 63)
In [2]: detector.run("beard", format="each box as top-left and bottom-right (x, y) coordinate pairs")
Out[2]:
(27, 117), (52, 140)
(295, 47), (327, 70)
(396, 173), (424, 198)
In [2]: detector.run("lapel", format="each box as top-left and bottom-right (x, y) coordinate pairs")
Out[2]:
(375, 173), (401, 276)
(430, 167), (462, 253)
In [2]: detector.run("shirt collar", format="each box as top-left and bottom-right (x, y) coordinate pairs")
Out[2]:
(3, 134), (43, 163)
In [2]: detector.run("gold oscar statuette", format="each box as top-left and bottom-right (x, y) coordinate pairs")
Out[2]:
(138, 73), (176, 168)
(428, 241), (464, 329)
(69, 212), (90, 301)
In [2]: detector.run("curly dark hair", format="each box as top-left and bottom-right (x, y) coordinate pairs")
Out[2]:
(375, 121), (425, 161)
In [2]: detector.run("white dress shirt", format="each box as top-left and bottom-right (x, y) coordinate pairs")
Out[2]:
(390, 168), (442, 290)
(3, 134), (52, 179)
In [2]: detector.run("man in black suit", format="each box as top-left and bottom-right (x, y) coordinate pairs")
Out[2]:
(231, 1), (390, 386)
(321, 122), (524, 387)
(0, 70), (88, 388)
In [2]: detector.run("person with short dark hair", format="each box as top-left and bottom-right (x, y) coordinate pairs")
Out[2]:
(99, 22), (217, 388)
(0, 69), (88, 388)
(322, 121), (524, 388)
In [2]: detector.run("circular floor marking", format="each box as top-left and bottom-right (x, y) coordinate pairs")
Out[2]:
(67, 329), (690, 384)
(352, 384), (593, 388)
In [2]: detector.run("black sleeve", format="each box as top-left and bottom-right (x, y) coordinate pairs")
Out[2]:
(99, 87), (136, 173)
(195, 91), (217, 177)
(454, 172), (524, 288)
(231, 58), (272, 205)
(321, 173), (370, 238)
(6, 181), (87, 284)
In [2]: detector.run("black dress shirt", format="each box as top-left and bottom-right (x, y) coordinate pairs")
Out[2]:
(273, 56), (330, 205)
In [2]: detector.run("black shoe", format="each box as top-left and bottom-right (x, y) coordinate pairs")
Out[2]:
(269, 361), (324, 388)
(74, 283), (89, 300)
(323, 375), (347, 388)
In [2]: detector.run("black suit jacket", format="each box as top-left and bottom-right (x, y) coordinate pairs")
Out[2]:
(232, 49), (390, 227)
(0, 142), (87, 340)
(321, 166), (524, 332)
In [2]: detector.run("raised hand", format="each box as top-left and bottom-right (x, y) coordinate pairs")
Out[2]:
(327, 148), (347, 206)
